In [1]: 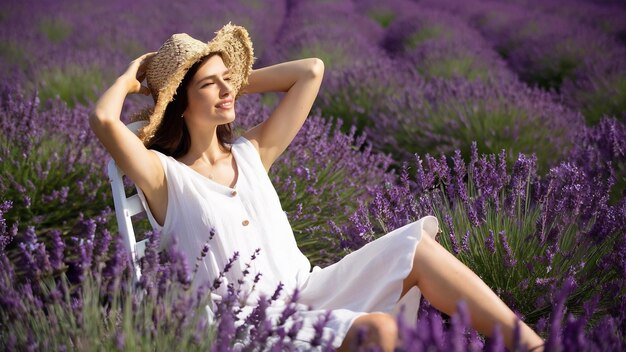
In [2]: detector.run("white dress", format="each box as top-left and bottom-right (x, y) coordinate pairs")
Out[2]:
(137, 135), (440, 350)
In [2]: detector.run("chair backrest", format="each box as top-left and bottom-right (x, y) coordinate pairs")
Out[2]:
(106, 120), (149, 286)
(106, 121), (219, 324)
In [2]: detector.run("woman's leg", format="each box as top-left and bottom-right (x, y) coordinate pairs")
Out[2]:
(337, 312), (399, 352)
(400, 235), (544, 351)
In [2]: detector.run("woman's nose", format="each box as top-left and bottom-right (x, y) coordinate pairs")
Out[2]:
(220, 81), (232, 97)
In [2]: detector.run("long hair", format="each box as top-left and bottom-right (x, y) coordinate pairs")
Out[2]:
(146, 53), (234, 158)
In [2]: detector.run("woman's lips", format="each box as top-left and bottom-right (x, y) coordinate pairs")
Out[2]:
(216, 100), (233, 110)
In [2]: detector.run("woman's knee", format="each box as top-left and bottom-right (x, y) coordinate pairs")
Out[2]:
(364, 312), (398, 337)
(344, 312), (398, 348)
(418, 231), (438, 250)
(412, 233), (446, 284)
(403, 234), (441, 297)
(415, 232), (449, 263)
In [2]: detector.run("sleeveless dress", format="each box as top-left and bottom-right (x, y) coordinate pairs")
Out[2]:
(136, 135), (440, 350)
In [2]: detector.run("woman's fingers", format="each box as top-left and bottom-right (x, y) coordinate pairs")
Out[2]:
(136, 52), (156, 77)
(143, 51), (157, 58)
(134, 51), (156, 61)
(120, 52), (157, 95)
(138, 52), (157, 64)
(129, 52), (156, 71)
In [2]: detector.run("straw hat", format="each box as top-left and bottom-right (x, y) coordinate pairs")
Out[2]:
(133, 22), (255, 144)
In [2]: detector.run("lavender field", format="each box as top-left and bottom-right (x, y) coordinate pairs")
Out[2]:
(1, 0), (625, 350)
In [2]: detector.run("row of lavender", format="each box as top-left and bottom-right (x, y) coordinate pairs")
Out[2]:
(0, 0), (624, 170)
(3, 82), (624, 350)
(1, 0), (625, 350)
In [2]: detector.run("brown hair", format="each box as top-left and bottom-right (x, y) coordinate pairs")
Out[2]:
(146, 53), (234, 158)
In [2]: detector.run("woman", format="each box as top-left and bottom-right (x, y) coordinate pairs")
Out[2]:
(90, 24), (544, 351)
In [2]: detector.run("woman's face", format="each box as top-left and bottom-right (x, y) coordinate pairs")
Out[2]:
(183, 54), (236, 128)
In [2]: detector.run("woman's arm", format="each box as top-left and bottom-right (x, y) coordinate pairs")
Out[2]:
(89, 52), (168, 226)
(239, 58), (324, 172)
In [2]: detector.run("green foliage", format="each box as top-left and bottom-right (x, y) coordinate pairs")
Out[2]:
(367, 9), (396, 28)
(239, 0), (263, 10)
(291, 44), (349, 71)
(428, 171), (619, 325)
(112, 38), (146, 59)
(577, 74), (626, 125)
(318, 82), (384, 133)
(437, 204), (615, 323)
(394, 96), (570, 176)
(38, 65), (107, 108)
(0, 40), (28, 69)
(406, 25), (447, 48)
(530, 56), (579, 92)
(419, 56), (490, 81)
(521, 37), (590, 92)
(259, 92), (280, 108)
(0, 133), (111, 235)
(38, 17), (72, 43)
(315, 61), (410, 135)
(1, 267), (214, 351)
(275, 163), (359, 264)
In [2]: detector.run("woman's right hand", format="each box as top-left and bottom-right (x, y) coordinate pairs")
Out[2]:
(119, 52), (157, 96)
(90, 51), (168, 227)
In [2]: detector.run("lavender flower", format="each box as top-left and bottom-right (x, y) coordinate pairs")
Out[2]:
(498, 231), (517, 268)
(382, 8), (515, 82)
(461, 230), (471, 253)
(1, 0), (625, 350)
(213, 251), (240, 290)
(484, 229), (496, 254)
(310, 310), (332, 347)
(0, 200), (13, 241)
(368, 76), (585, 175)
(545, 277), (576, 351)
(444, 214), (460, 255)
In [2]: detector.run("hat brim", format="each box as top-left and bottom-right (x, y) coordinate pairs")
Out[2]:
(134, 23), (254, 145)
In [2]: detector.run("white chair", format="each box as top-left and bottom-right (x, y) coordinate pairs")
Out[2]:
(106, 121), (218, 324)
(106, 120), (149, 288)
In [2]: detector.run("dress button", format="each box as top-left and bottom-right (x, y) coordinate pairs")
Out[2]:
(242, 220), (250, 226)
(230, 190), (237, 196)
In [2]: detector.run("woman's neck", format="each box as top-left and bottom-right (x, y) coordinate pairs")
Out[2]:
(180, 124), (230, 165)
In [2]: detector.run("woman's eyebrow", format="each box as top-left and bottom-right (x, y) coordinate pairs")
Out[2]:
(197, 69), (231, 85)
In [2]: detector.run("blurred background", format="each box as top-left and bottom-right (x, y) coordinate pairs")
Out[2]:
(2, 0), (625, 173)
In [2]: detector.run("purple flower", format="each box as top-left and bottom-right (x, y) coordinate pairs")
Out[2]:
(485, 229), (496, 254)
(310, 310), (332, 347)
(0, 200), (13, 240)
(213, 251), (239, 290)
(545, 277), (576, 351)
(498, 230), (517, 268)
(115, 331), (125, 350)
(101, 235), (129, 291)
(444, 213), (460, 255)
(485, 323), (505, 352)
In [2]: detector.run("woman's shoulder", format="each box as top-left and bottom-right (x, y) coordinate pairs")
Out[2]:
(145, 149), (184, 175)
(231, 134), (267, 170)
(231, 134), (260, 154)
(142, 149), (167, 168)
(146, 149), (178, 164)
